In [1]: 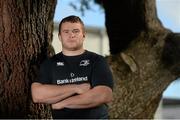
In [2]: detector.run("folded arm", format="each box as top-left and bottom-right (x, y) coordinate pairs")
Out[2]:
(31, 82), (90, 104)
(52, 85), (113, 109)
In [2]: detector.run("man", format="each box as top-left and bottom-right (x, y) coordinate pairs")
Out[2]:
(31, 15), (114, 119)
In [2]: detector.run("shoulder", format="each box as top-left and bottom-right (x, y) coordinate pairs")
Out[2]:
(41, 53), (62, 66)
(85, 50), (105, 60)
(84, 51), (108, 67)
(48, 52), (63, 62)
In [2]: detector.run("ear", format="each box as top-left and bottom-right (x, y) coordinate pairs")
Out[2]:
(83, 31), (86, 38)
(58, 34), (62, 41)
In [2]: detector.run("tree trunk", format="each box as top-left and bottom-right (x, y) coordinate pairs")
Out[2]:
(101, 0), (180, 118)
(0, 0), (56, 118)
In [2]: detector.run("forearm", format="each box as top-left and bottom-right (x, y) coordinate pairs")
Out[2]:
(31, 83), (78, 104)
(52, 86), (113, 109)
(52, 94), (99, 109)
(40, 90), (76, 104)
(31, 82), (90, 104)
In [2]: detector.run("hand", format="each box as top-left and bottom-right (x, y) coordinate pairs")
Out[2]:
(76, 83), (90, 94)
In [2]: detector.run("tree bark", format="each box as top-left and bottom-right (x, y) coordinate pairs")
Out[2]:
(101, 0), (180, 118)
(107, 32), (180, 118)
(0, 0), (56, 118)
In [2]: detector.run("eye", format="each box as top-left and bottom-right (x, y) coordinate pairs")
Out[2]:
(63, 30), (69, 33)
(72, 29), (80, 34)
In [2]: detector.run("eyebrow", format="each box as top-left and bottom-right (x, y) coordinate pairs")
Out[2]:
(62, 29), (80, 32)
(63, 28), (79, 30)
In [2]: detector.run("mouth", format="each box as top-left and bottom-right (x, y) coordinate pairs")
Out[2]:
(67, 39), (76, 42)
(68, 40), (75, 43)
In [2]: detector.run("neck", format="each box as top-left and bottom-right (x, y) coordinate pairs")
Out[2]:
(62, 48), (85, 56)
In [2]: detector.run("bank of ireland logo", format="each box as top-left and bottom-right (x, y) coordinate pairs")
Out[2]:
(80, 60), (90, 66)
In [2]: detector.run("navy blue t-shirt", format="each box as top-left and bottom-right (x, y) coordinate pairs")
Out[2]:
(36, 50), (114, 119)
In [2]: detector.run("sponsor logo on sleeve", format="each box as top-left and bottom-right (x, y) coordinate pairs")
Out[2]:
(57, 62), (64, 66)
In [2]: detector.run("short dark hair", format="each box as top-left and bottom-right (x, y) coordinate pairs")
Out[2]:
(59, 15), (85, 34)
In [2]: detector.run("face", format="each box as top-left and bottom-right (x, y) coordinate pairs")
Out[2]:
(59, 22), (85, 51)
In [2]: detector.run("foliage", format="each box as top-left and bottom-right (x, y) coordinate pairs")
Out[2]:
(69, 0), (103, 16)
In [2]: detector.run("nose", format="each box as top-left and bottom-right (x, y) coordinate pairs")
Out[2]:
(69, 32), (75, 37)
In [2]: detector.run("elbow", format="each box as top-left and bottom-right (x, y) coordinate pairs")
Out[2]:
(31, 90), (42, 103)
(103, 89), (113, 104)
(104, 93), (113, 103)
(94, 95), (112, 106)
(94, 86), (113, 104)
(97, 91), (113, 104)
(32, 97), (39, 103)
(32, 93), (41, 103)
(107, 95), (113, 103)
(31, 83), (44, 103)
(102, 88), (113, 104)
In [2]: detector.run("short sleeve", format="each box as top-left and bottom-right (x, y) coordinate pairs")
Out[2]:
(91, 56), (114, 90)
(34, 59), (52, 84)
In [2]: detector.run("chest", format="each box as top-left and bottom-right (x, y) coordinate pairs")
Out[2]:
(51, 59), (93, 85)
